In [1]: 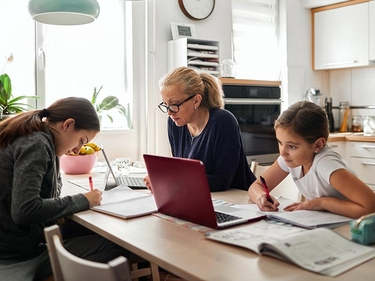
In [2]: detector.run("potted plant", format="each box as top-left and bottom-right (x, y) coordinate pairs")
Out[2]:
(0, 54), (39, 120)
(91, 85), (131, 127)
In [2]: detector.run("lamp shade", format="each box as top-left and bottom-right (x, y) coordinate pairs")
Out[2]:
(28, 0), (100, 25)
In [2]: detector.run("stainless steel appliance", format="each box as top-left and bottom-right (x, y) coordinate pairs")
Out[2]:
(223, 84), (282, 165)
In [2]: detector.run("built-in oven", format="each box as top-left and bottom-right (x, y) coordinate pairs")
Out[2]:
(222, 83), (282, 165)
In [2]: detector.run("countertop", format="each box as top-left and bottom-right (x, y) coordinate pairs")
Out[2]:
(328, 132), (375, 142)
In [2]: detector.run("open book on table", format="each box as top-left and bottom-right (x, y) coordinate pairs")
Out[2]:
(91, 185), (158, 219)
(236, 196), (352, 229)
(206, 220), (375, 277)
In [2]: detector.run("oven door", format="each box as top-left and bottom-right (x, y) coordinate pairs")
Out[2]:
(224, 99), (281, 165)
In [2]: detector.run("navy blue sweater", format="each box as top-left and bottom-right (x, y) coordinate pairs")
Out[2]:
(168, 108), (256, 191)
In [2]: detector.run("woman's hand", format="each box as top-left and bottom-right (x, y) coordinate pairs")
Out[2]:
(256, 194), (279, 212)
(83, 189), (103, 207)
(144, 175), (153, 193)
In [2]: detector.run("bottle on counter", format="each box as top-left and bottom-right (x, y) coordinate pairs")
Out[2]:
(339, 101), (351, 132)
(325, 97), (334, 133)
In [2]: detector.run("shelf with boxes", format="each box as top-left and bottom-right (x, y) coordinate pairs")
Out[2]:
(168, 38), (220, 77)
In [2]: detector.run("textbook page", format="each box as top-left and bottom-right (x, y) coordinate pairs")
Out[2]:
(206, 220), (307, 254)
(261, 227), (375, 277)
(91, 185), (158, 219)
(206, 221), (375, 277)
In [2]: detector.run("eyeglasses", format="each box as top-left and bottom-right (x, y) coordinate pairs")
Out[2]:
(158, 95), (196, 113)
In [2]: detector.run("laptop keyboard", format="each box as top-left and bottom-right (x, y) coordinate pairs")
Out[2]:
(117, 176), (146, 188)
(215, 211), (242, 224)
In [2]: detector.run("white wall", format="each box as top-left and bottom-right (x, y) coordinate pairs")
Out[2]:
(280, 0), (328, 110)
(101, 0), (375, 163)
(98, 0), (233, 162)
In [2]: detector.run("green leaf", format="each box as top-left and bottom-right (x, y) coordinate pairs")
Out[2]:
(91, 85), (103, 106)
(0, 74), (12, 104)
(114, 104), (127, 116)
(97, 96), (119, 112)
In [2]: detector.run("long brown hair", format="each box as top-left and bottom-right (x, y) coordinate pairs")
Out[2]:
(274, 101), (329, 144)
(159, 66), (224, 108)
(0, 97), (100, 149)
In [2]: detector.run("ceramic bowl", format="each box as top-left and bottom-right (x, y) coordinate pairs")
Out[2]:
(60, 152), (99, 174)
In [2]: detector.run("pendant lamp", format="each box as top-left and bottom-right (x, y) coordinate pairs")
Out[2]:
(28, 0), (100, 25)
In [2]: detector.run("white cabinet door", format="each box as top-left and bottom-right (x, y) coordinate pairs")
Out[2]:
(314, 3), (369, 70)
(327, 141), (344, 158)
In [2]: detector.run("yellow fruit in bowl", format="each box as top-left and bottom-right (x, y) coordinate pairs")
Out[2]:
(85, 142), (101, 151)
(77, 142), (101, 155)
(82, 146), (95, 155)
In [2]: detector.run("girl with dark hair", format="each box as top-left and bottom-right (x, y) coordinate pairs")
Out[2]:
(248, 100), (375, 219)
(0, 97), (132, 281)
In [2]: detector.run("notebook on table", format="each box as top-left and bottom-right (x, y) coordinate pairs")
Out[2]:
(143, 154), (265, 229)
(101, 148), (147, 189)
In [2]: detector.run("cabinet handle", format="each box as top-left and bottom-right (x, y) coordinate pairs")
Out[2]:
(361, 162), (375, 166)
(324, 60), (357, 66)
(360, 145), (375, 149)
(329, 144), (338, 148)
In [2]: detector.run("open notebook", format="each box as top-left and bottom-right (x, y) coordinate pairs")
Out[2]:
(143, 154), (264, 229)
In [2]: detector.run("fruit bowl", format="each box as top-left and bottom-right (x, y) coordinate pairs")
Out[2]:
(60, 152), (99, 174)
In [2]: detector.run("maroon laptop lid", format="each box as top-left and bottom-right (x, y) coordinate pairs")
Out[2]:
(143, 154), (218, 229)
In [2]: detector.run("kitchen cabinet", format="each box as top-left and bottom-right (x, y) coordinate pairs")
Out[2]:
(327, 141), (345, 158)
(168, 38), (220, 77)
(349, 141), (375, 190)
(313, 2), (370, 70)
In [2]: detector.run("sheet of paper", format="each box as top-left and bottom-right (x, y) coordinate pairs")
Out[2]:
(234, 196), (295, 214)
(206, 220), (308, 254)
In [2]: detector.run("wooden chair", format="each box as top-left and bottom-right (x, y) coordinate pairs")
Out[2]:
(44, 225), (132, 281)
(250, 161), (302, 202)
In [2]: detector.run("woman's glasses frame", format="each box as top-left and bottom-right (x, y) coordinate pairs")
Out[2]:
(158, 94), (196, 113)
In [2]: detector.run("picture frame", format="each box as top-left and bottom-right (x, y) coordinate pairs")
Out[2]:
(171, 22), (196, 40)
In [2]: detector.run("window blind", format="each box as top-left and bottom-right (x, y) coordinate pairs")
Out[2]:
(232, 0), (280, 80)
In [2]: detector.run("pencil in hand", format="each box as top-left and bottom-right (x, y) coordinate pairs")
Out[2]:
(260, 176), (273, 203)
(89, 176), (94, 191)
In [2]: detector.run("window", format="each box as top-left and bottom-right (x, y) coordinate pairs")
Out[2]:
(1, 1), (35, 105)
(36, 0), (133, 129)
(232, 0), (280, 81)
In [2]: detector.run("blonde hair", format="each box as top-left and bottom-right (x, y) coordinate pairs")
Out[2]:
(159, 67), (224, 108)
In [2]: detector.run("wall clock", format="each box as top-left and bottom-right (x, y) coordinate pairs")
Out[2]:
(178, 0), (215, 21)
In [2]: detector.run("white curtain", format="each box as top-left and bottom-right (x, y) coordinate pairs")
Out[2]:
(232, 0), (281, 81)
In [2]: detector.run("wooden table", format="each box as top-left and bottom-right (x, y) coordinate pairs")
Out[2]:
(62, 173), (375, 281)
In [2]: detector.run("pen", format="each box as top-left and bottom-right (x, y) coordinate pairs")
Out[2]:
(89, 176), (94, 191)
(259, 176), (273, 203)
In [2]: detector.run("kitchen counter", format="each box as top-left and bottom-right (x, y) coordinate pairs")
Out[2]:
(328, 132), (375, 142)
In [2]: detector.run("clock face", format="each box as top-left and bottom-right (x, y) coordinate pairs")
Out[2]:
(178, 0), (215, 21)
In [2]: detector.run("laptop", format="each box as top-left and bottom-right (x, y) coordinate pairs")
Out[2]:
(143, 154), (265, 229)
(101, 148), (147, 189)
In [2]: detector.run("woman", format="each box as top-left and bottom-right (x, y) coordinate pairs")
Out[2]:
(248, 100), (375, 218)
(146, 66), (256, 192)
(0, 97), (132, 281)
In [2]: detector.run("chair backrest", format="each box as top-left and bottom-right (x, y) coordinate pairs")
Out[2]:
(250, 161), (302, 202)
(44, 225), (131, 281)
(250, 161), (270, 179)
